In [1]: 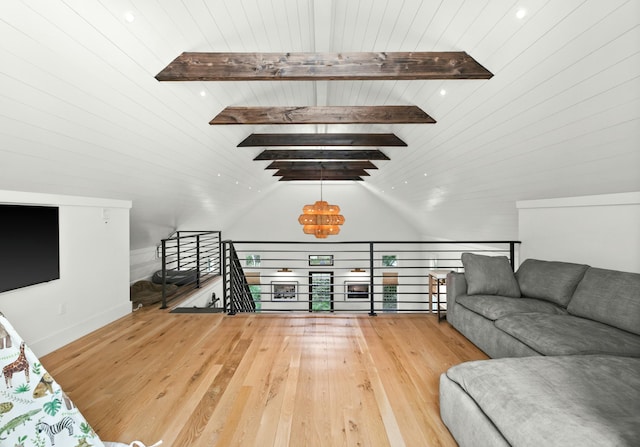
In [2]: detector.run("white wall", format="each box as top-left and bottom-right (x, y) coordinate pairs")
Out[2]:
(517, 192), (640, 273)
(0, 190), (132, 356)
(219, 182), (424, 241)
(130, 246), (161, 284)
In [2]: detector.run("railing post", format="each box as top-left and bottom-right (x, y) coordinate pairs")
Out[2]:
(222, 242), (228, 312)
(217, 232), (223, 276)
(509, 242), (515, 270)
(228, 245), (236, 316)
(160, 239), (168, 309)
(369, 242), (377, 316)
(196, 234), (201, 288)
(176, 232), (181, 270)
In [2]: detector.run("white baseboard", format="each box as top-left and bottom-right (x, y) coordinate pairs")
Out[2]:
(32, 302), (131, 357)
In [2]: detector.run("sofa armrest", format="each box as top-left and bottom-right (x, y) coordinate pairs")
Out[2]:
(447, 272), (467, 305)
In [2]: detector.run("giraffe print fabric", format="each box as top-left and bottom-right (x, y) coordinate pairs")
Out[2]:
(0, 313), (105, 447)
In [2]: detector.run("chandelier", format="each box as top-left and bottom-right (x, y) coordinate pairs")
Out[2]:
(298, 172), (345, 238)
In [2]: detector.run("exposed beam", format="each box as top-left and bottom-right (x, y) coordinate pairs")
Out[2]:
(155, 52), (493, 81)
(275, 169), (370, 177)
(266, 161), (378, 170)
(279, 175), (364, 181)
(239, 133), (406, 147)
(254, 149), (390, 161)
(211, 106), (434, 125)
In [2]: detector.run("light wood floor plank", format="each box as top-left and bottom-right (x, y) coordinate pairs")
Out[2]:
(42, 310), (487, 446)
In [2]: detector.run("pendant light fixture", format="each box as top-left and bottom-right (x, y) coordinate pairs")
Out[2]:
(298, 168), (345, 238)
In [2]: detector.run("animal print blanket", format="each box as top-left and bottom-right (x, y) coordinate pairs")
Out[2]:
(0, 313), (105, 447)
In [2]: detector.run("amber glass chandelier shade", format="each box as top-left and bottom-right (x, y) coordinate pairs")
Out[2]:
(298, 200), (345, 238)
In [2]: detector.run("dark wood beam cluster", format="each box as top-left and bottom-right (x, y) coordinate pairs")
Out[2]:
(262, 156), (384, 181)
(155, 51), (493, 182)
(238, 133), (407, 147)
(156, 52), (493, 81)
(210, 106), (434, 125)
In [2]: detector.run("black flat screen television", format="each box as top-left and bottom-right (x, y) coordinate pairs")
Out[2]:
(0, 204), (60, 293)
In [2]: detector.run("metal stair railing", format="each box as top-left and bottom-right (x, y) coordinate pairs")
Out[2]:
(223, 241), (256, 314)
(159, 231), (222, 308)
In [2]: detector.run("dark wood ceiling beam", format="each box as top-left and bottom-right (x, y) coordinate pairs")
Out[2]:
(279, 175), (364, 181)
(211, 106), (434, 125)
(254, 149), (390, 161)
(156, 52), (493, 81)
(279, 172), (363, 182)
(238, 133), (407, 147)
(274, 169), (370, 177)
(266, 161), (377, 170)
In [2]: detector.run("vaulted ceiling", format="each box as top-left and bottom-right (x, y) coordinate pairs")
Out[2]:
(1, 1), (638, 249)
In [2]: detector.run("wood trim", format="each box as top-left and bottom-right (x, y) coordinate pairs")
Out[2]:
(238, 133), (407, 147)
(210, 106), (435, 125)
(156, 52), (493, 81)
(254, 149), (390, 161)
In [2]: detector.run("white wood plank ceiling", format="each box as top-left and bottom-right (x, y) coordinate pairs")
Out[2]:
(0, 1), (638, 247)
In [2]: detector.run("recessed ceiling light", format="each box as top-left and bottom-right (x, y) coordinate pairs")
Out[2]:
(516, 8), (527, 19)
(439, 89), (447, 96)
(123, 11), (135, 23)
(200, 90), (206, 97)
(404, 180), (408, 184)
(424, 173), (428, 177)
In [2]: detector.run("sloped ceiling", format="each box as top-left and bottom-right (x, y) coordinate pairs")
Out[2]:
(0, 1), (638, 249)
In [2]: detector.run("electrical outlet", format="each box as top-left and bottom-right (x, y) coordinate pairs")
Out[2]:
(58, 303), (67, 315)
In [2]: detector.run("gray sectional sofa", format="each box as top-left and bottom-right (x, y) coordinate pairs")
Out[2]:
(439, 254), (640, 447)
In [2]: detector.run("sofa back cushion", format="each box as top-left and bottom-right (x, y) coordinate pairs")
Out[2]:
(461, 253), (521, 297)
(515, 259), (588, 307)
(456, 295), (566, 321)
(567, 268), (640, 336)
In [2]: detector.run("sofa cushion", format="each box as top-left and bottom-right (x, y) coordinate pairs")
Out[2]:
(494, 313), (640, 356)
(444, 355), (640, 447)
(456, 295), (566, 321)
(461, 253), (520, 298)
(515, 259), (588, 307)
(567, 268), (640, 336)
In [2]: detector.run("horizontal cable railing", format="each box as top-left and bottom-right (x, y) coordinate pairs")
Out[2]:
(159, 231), (222, 308)
(221, 240), (520, 315)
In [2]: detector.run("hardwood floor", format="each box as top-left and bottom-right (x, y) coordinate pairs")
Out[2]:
(42, 309), (487, 446)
